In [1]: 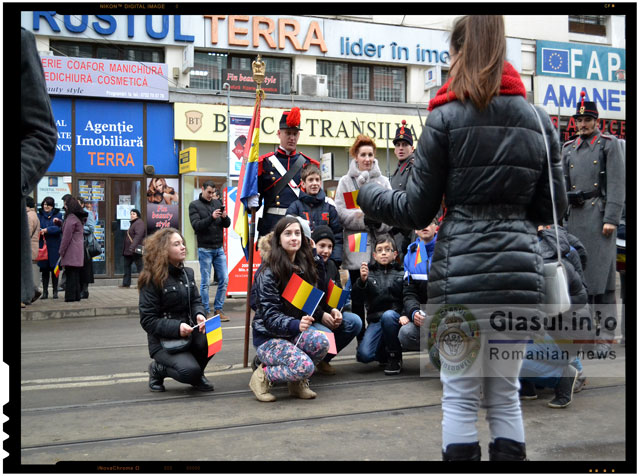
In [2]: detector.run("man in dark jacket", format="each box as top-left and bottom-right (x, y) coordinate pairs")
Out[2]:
(188, 181), (231, 321)
(389, 120), (417, 261)
(21, 28), (57, 305)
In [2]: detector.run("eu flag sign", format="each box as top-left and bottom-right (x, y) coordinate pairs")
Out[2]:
(541, 48), (570, 74)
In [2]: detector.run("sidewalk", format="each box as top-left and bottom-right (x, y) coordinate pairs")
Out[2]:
(20, 280), (249, 321)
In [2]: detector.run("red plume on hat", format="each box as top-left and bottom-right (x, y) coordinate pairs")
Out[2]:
(580, 90), (586, 109)
(399, 119), (406, 135)
(286, 107), (301, 128)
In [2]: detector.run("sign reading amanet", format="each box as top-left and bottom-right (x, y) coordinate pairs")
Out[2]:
(175, 103), (423, 148)
(39, 55), (169, 101)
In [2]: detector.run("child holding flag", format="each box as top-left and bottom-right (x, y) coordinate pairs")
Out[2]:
(249, 216), (331, 402)
(310, 226), (362, 375)
(354, 235), (407, 375)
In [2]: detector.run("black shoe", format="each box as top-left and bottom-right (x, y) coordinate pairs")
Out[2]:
(81, 292), (89, 299)
(251, 355), (262, 371)
(148, 361), (166, 392)
(192, 375), (214, 392)
(41, 290), (48, 299)
(384, 352), (402, 375)
(31, 289), (42, 303)
(443, 442), (481, 461)
(548, 365), (578, 408)
(52, 292), (59, 299)
(488, 438), (527, 461)
(519, 379), (538, 400)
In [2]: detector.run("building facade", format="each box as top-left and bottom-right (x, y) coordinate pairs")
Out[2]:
(21, 12), (627, 278)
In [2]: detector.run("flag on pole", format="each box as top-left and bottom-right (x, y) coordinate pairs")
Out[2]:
(343, 190), (360, 209)
(53, 258), (61, 278)
(205, 314), (223, 357)
(326, 280), (350, 310)
(348, 232), (368, 253)
(414, 243), (423, 267)
(233, 94), (262, 260)
(282, 273), (325, 315)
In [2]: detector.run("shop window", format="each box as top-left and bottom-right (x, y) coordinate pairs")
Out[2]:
(50, 40), (164, 62)
(569, 15), (607, 36)
(189, 52), (292, 93)
(318, 60), (406, 102)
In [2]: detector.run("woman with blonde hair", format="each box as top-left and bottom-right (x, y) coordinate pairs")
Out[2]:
(335, 134), (392, 342)
(138, 228), (215, 392)
(359, 15), (566, 460)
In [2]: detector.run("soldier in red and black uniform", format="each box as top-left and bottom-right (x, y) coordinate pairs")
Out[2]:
(257, 107), (319, 239)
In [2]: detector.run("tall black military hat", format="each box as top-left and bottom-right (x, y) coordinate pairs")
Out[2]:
(392, 119), (413, 146)
(573, 91), (599, 119)
(279, 107), (303, 131)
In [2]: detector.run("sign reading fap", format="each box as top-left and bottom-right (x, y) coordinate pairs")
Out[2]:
(536, 40), (625, 82)
(75, 100), (144, 174)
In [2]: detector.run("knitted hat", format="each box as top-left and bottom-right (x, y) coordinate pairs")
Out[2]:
(392, 119), (413, 146)
(311, 225), (335, 245)
(573, 91), (598, 119)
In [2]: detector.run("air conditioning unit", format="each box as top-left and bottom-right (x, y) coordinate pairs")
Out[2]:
(297, 74), (328, 97)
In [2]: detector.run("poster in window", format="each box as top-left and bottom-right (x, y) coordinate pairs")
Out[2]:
(36, 176), (72, 210)
(146, 177), (180, 236)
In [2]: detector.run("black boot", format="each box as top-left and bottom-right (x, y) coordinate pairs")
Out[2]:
(488, 438), (527, 461)
(148, 361), (167, 392)
(443, 442), (481, 461)
(192, 374), (214, 392)
(52, 274), (59, 299)
(384, 351), (403, 375)
(41, 272), (49, 299)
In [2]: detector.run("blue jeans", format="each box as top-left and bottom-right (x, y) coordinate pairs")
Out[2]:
(312, 311), (362, 363)
(356, 310), (402, 363)
(198, 247), (228, 314)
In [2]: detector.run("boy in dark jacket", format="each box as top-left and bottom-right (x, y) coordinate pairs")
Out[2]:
(355, 235), (407, 375)
(286, 164), (344, 265)
(519, 225), (590, 408)
(400, 220), (438, 351)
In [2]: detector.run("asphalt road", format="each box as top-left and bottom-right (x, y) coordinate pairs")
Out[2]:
(14, 313), (628, 470)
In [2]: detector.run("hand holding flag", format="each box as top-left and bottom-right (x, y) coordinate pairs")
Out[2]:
(193, 314), (223, 357)
(282, 273), (325, 316)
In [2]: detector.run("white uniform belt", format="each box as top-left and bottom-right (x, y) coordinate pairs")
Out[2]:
(406, 273), (428, 281)
(266, 207), (288, 216)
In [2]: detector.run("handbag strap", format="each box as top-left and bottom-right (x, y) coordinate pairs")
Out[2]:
(530, 104), (563, 266)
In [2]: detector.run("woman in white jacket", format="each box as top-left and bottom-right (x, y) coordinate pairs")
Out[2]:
(335, 134), (392, 340)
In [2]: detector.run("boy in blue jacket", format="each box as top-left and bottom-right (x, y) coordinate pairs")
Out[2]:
(399, 220), (438, 351)
(286, 164), (343, 265)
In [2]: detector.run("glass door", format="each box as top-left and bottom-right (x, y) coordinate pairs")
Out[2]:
(77, 179), (107, 276)
(111, 179), (142, 276)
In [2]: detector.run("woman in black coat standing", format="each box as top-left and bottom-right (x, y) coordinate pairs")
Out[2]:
(359, 16), (567, 461)
(121, 209), (146, 288)
(138, 228), (214, 393)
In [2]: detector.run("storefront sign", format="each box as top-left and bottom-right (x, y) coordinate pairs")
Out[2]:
(175, 103), (424, 148)
(36, 176), (73, 210)
(75, 100), (144, 174)
(549, 115), (625, 142)
(536, 40), (626, 82)
(534, 76), (626, 120)
(40, 55), (169, 101)
(49, 98), (73, 172)
(179, 147), (198, 174)
(223, 69), (282, 94)
(229, 115), (252, 178)
(146, 177), (180, 235)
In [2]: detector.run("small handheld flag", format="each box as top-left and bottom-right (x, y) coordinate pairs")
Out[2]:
(326, 280), (350, 310)
(282, 273), (325, 315)
(204, 315), (222, 357)
(343, 190), (359, 209)
(53, 258), (61, 278)
(348, 232), (368, 253)
(414, 243), (423, 267)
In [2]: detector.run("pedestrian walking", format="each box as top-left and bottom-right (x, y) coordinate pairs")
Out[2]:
(121, 209), (146, 288)
(358, 15), (567, 461)
(562, 93), (625, 351)
(37, 197), (63, 299)
(24, 196), (42, 307)
(188, 181), (230, 321)
(58, 197), (87, 302)
(248, 216), (330, 402)
(138, 228), (214, 393)
(76, 197), (95, 299)
(335, 134), (392, 342)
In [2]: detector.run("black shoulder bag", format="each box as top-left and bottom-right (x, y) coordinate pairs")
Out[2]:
(160, 269), (194, 354)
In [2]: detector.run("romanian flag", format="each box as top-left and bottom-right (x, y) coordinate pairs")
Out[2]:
(233, 94), (262, 260)
(205, 314), (223, 357)
(343, 190), (359, 209)
(414, 243), (423, 267)
(326, 280), (350, 310)
(348, 232), (368, 253)
(282, 273), (325, 315)
(53, 258), (61, 278)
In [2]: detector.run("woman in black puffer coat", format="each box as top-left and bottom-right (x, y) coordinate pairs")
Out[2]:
(359, 16), (567, 462)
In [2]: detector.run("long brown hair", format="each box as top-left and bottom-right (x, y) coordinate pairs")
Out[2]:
(448, 15), (506, 111)
(266, 216), (317, 291)
(137, 228), (186, 289)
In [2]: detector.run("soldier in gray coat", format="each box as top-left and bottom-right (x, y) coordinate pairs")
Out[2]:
(562, 93), (625, 348)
